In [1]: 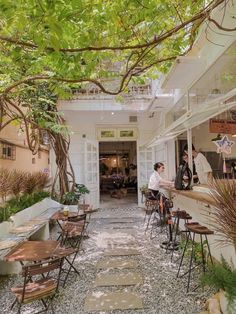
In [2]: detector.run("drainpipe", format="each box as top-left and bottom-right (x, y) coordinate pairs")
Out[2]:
(187, 129), (193, 185)
(186, 90), (193, 186)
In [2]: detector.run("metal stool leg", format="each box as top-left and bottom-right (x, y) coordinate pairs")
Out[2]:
(186, 232), (195, 292)
(170, 216), (180, 261)
(205, 234), (214, 265)
(145, 210), (154, 233)
(200, 234), (206, 273)
(177, 231), (190, 278)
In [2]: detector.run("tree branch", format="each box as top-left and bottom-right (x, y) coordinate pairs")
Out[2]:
(208, 17), (236, 31)
(0, 0), (225, 53)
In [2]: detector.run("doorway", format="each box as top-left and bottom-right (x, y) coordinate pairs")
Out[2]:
(99, 141), (138, 206)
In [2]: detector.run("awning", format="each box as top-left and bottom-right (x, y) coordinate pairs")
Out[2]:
(161, 56), (206, 89)
(148, 88), (236, 147)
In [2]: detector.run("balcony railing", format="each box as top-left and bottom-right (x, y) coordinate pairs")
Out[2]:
(71, 84), (152, 100)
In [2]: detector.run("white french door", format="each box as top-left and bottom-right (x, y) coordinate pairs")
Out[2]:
(84, 140), (99, 208)
(137, 144), (154, 206)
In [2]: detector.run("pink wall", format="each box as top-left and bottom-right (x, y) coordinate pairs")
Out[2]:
(0, 145), (49, 173)
(0, 120), (50, 173)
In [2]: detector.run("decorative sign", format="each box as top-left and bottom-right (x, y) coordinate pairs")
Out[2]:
(119, 129), (137, 139)
(209, 119), (236, 134)
(97, 128), (137, 140)
(100, 129), (116, 138)
(213, 135), (235, 155)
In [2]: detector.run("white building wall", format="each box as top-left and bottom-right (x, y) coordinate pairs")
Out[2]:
(62, 110), (158, 145)
(153, 140), (176, 181)
(52, 109), (160, 206)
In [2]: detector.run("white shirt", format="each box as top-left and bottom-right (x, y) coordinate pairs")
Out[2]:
(148, 171), (162, 191)
(194, 152), (212, 184)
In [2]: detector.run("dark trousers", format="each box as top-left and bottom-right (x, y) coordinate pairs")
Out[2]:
(148, 189), (160, 200)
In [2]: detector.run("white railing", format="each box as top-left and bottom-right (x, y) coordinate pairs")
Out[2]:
(71, 84), (152, 100)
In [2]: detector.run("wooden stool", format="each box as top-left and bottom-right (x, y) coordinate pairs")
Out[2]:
(170, 210), (192, 261)
(177, 222), (214, 292)
(144, 199), (159, 233)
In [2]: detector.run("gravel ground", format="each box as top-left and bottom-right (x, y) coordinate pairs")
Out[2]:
(0, 205), (214, 314)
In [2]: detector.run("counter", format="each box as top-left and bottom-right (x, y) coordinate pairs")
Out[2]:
(169, 189), (216, 207)
(162, 186), (236, 266)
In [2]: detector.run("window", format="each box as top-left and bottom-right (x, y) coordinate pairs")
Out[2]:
(0, 142), (16, 160)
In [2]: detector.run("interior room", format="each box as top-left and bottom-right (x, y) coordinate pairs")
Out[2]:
(99, 141), (138, 203)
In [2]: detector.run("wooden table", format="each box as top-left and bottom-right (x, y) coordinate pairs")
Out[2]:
(4, 240), (60, 263)
(51, 211), (79, 221)
(4, 240), (80, 286)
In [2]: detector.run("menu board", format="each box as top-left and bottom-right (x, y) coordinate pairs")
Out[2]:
(209, 119), (236, 134)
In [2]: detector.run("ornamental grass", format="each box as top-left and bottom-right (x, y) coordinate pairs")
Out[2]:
(22, 171), (49, 194)
(209, 179), (236, 247)
(0, 168), (12, 202)
(10, 169), (27, 197)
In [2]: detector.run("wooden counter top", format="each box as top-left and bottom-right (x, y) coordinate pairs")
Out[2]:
(164, 188), (216, 207)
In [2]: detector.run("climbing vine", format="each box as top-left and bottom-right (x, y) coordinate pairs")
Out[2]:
(0, 0), (234, 196)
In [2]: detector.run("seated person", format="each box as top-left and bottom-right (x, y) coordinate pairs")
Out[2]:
(148, 162), (173, 200)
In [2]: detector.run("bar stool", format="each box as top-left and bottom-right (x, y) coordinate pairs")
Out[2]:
(177, 222), (214, 292)
(144, 199), (159, 232)
(170, 210), (192, 260)
(150, 194), (170, 239)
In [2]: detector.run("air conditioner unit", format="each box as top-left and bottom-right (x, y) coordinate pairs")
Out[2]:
(129, 116), (138, 123)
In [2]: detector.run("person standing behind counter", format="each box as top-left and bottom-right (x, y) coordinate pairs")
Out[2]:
(184, 144), (213, 185)
(148, 162), (174, 199)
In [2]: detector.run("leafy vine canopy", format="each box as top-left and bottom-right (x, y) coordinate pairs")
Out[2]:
(0, 0), (227, 96)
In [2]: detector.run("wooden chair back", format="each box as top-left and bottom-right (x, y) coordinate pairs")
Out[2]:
(22, 257), (62, 277)
(10, 257), (64, 312)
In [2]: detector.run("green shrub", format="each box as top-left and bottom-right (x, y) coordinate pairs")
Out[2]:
(201, 256), (236, 308)
(179, 238), (207, 263)
(0, 191), (50, 223)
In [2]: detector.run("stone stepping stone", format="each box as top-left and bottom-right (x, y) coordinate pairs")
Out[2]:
(107, 242), (138, 249)
(94, 272), (143, 287)
(105, 218), (138, 223)
(102, 225), (135, 229)
(96, 258), (138, 269)
(104, 248), (141, 256)
(84, 291), (143, 311)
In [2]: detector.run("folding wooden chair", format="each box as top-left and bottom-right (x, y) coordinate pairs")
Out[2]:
(60, 213), (87, 248)
(53, 246), (80, 288)
(58, 218), (87, 286)
(68, 213), (89, 231)
(10, 257), (63, 314)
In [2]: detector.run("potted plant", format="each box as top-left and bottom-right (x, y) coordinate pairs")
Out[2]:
(61, 191), (80, 205)
(61, 183), (90, 205)
(140, 184), (148, 202)
(75, 184), (90, 204)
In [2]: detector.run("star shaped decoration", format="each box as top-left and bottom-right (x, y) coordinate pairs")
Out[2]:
(213, 135), (235, 154)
